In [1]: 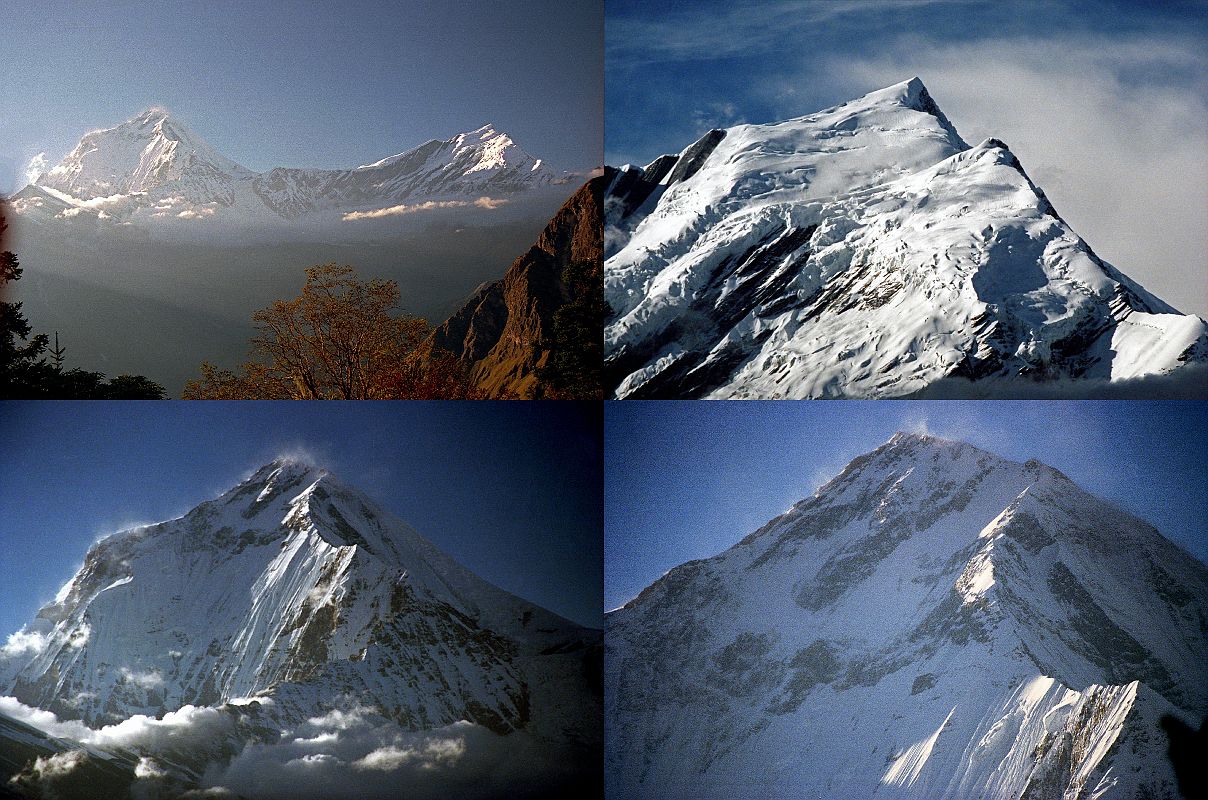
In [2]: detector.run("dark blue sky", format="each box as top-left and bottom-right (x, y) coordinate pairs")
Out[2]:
(605, 0), (1208, 317)
(1, 0), (602, 191)
(0, 402), (602, 635)
(605, 401), (1208, 610)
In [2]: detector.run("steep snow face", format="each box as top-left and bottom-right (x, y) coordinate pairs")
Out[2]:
(0, 460), (599, 747)
(604, 78), (1208, 398)
(35, 108), (253, 208)
(16, 110), (555, 225)
(605, 433), (1208, 799)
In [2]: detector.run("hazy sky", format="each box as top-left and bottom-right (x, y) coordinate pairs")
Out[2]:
(605, 401), (1208, 610)
(606, 0), (1208, 318)
(0, 402), (603, 635)
(0, 0), (602, 190)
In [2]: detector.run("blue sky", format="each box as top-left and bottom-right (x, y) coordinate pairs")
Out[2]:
(605, 401), (1208, 610)
(0, 0), (601, 190)
(0, 402), (603, 635)
(606, 0), (1208, 318)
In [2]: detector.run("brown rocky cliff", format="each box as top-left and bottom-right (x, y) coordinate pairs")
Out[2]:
(428, 174), (604, 398)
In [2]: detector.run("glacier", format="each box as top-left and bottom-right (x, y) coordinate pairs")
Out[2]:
(604, 78), (1208, 398)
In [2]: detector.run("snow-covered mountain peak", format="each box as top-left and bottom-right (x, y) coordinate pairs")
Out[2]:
(17, 113), (557, 226)
(1, 464), (599, 746)
(604, 79), (1207, 397)
(607, 436), (1208, 798)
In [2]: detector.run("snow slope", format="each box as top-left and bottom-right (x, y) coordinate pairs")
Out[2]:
(605, 432), (1207, 799)
(11, 111), (556, 227)
(604, 78), (1208, 397)
(0, 460), (600, 749)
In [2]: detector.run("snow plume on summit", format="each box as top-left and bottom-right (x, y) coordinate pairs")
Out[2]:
(0, 462), (602, 799)
(605, 432), (1206, 799)
(604, 78), (1208, 398)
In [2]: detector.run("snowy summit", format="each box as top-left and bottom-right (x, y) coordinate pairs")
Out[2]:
(12, 109), (555, 225)
(604, 78), (1208, 398)
(606, 432), (1207, 798)
(0, 461), (600, 797)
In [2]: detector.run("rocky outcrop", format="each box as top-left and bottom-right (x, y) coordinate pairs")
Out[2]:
(428, 174), (605, 398)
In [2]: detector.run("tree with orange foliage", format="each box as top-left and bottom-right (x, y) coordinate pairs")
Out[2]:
(183, 264), (482, 399)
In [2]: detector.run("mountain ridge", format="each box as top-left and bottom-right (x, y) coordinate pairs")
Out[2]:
(1, 458), (599, 742)
(605, 432), (1206, 798)
(604, 78), (1208, 398)
(13, 109), (559, 226)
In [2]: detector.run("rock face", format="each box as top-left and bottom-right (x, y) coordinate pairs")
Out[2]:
(604, 78), (1208, 398)
(0, 460), (601, 748)
(429, 173), (605, 398)
(12, 110), (555, 226)
(605, 433), (1208, 799)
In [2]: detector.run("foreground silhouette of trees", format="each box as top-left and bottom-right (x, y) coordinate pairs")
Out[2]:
(537, 258), (605, 399)
(183, 264), (483, 399)
(0, 203), (165, 399)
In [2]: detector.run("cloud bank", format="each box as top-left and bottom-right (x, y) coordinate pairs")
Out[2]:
(342, 196), (507, 221)
(0, 696), (597, 800)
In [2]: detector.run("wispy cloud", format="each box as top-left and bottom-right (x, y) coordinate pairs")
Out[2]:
(607, 0), (971, 68)
(1, 628), (48, 657)
(342, 197), (506, 221)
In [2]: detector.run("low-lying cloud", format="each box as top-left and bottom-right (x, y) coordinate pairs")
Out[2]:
(907, 363), (1208, 399)
(1, 628), (48, 657)
(1, 696), (597, 800)
(342, 196), (507, 221)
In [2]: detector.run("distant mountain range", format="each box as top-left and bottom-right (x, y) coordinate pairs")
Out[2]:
(606, 432), (1206, 798)
(604, 78), (1208, 398)
(11, 108), (564, 227)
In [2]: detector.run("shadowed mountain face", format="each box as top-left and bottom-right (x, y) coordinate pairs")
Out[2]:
(604, 78), (1208, 399)
(605, 433), (1208, 799)
(428, 173), (605, 398)
(0, 460), (602, 798)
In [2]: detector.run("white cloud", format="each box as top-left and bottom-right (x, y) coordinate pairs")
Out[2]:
(284, 753), (342, 770)
(0, 696), (92, 739)
(0, 697), (596, 800)
(305, 704), (374, 731)
(342, 197), (506, 221)
(67, 622), (91, 648)
(120, 667), (165, 689)
(88, 704), (234, 752)
(134, 756), (169, 779)
(1, 628), (48, 657)
(293, 732), (339, 747)
(352, 737), (466, 772)
(27, 749), (89, 779)
(24, 152), (48, 185)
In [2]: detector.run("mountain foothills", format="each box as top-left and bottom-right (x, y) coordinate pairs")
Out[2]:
(604, 78), (1208, 398)
(428, 171), (606, 399)
(11, 108), (556, 227)
(605, 433), (1207, 799)
(0, 460), (602, 799)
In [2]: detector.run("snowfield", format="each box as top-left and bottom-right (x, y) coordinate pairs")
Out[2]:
(604, 78), (1208, 398)
(605, 432), (1206, 799)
